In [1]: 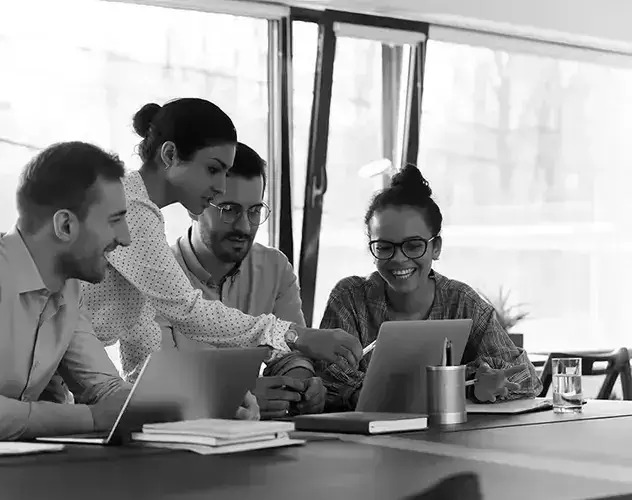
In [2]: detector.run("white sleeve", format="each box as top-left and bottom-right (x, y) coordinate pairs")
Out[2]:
(106, 197), (291, 352)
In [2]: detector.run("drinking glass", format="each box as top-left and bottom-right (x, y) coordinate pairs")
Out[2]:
(552, 358), (582, 413)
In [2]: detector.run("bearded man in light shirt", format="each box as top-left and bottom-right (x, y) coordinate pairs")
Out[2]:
(0, 142), (259, 441)
(0, 142), (134, 440)
(159, 143), (326, 419)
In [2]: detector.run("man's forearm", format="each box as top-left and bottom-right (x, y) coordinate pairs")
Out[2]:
(0, 396), (94, 440)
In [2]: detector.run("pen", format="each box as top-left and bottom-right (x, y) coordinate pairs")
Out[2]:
(441, 337), (448, 366)
(446, 340), (453, 366)
(362, 340), (377, 358)
(465, 379), (477, 387)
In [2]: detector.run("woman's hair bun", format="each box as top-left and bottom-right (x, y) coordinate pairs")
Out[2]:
(390, 164), (432, 198)
(132, 103), (162, 138)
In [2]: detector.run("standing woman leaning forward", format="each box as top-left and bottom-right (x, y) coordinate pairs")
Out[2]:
(82, 98), (361, 384)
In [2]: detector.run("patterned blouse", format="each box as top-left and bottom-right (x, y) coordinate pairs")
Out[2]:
(81, 170), (291, 381)
(318, 270), (542, 411)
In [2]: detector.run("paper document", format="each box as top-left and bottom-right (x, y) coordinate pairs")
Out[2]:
(0, 442), (65, 456)
(466, 398), (553, 414)
(139, 437), (305, 455)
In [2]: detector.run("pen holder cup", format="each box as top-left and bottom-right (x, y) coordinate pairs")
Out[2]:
(426, 365), (467, 427)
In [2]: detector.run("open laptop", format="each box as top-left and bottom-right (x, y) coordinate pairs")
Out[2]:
(37, 347), (267, 445)
(356, 319), (472, 414)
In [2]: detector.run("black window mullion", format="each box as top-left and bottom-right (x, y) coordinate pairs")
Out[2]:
(277, 16), (295, 265)
(297, 16), (336, 327)
(403, 40), (426, 166)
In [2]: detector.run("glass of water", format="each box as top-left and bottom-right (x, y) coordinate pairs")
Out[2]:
(552, 358), (583, 413)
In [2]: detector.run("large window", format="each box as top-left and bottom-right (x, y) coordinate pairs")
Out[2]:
(291, 21), (318, 267)
(0, 0), (271, 244)
(291, 19), (424, 326)
(311, 35), (386, 323)
(1, 0), (282, 372)
(291, 25), (385, 323)
(419, 37), (632, 352)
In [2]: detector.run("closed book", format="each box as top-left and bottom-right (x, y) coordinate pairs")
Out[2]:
(294, 412), (428, 435)
(131, 431), (289, 447)
(140, 418), (294, 440)
(132, 419), (302, 454)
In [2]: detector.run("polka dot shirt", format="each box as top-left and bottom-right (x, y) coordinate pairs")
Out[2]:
(81, 171), (291, 381)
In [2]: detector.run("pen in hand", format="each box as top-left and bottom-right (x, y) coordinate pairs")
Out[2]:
(362, 340), (377, 358)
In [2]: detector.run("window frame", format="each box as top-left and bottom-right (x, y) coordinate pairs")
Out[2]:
(290, 7), (429, 326)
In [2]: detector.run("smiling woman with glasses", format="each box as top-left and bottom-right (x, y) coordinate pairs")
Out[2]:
(368, 236), (437, 261)
(315, 164), (543, 412)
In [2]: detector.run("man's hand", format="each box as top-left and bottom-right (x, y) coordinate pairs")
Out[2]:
(253, 376), (305, 420)
(473, 363), (526, 403)
(89, 389), (130, 432)
(235, 390), (260, 420)
(293, 327), (362, 370)
(295, 377), (326, 415)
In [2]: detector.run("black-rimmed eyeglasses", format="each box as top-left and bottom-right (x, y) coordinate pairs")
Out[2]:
(209, 202), (271, 226)
(368, 236), (437, 260)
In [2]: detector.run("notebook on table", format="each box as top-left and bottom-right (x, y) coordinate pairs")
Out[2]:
(132, 418), (304, 454)
(466, 398), (553, 414)
(137, 438), (304, 455)
(294, 412), (428, 435)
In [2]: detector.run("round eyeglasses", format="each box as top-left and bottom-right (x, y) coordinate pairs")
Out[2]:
(209, 202), (271, 226)
(368, 236), (437, 260)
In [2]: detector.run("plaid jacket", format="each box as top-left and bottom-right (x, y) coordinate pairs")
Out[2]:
(318, 271), (542, 411)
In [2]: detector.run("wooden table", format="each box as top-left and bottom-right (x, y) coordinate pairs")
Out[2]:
(438, 399), (632, 432)
(2, 439), (631, 500)
(7, 402), (632, 499)
(390, 415), (632, 468)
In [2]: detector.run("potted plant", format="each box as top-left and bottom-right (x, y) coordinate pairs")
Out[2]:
(479, 287), (529, 347)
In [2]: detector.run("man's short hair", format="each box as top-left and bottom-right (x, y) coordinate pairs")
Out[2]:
(16, 141), (125, 233)
(229, 142), (267, 191)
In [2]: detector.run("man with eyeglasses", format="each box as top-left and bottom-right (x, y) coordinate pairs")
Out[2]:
(158, 143), (326, 419)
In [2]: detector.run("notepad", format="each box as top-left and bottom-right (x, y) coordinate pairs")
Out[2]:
(137, 436), (305, 455)
(0, 442), (65, 456)
(132, 418), (301, 454)
(466, 398), (553, 415)
(294, 412), (428, 434)
(140, 418), (295, 439)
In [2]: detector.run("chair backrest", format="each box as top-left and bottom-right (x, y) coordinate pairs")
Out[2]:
(539, 348), (632, 399)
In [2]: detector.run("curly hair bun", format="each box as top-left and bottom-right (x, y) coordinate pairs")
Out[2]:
(132, 103), (161, 138)
(390, 164), (432, 199)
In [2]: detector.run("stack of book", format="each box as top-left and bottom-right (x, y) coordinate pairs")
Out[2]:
(131, 419), (304, 455)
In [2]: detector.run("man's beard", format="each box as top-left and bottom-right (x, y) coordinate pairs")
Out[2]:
(57, 250), (106, 284)
(205, 230), (253, 264)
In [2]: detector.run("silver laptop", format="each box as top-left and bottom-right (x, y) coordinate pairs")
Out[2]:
(37, 347), (267, 445)
(356, 319), (472, 414)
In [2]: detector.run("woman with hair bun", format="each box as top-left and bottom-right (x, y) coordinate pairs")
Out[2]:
(318, 164), (542, 411)
(81, 98), (362, 404)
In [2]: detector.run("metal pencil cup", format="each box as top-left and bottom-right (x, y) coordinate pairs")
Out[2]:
(426, 365), (467, 426)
